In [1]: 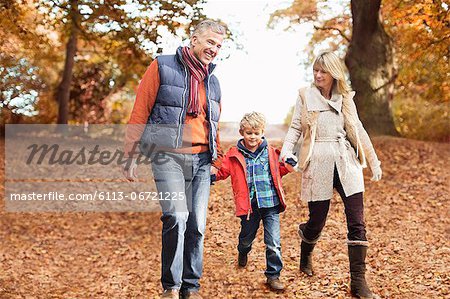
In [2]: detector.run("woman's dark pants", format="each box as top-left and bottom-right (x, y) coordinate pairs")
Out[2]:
(302, 166), (367, 243)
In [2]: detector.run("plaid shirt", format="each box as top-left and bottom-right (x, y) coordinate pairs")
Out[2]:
(238, 139), (280, 208)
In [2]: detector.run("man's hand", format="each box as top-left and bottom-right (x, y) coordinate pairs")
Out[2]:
(211, 165), (219, 175)
(371, 166), (382, 182)
(122, 158), (138, 181)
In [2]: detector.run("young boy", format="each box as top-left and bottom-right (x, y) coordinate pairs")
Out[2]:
(211, 112), (296, 291)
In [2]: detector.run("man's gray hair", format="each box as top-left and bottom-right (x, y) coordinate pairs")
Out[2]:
(191, 20), (226, 37)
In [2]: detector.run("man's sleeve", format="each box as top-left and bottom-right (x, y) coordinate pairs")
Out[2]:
(124, 59), (160, 158)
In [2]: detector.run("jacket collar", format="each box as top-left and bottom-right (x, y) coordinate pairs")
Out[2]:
(306, 84), (343, 113)
(176, 46), (217, 74)
(237, 137), (267, 159)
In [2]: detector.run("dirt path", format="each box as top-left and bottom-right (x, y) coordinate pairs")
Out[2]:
(0, 137), (449, 298)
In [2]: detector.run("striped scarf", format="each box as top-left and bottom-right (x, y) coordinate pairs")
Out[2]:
(181, 46), (209, 117)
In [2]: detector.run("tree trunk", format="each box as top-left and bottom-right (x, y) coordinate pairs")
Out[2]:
(345, 0), (398, 136)
(56, 0), (78, 124)
(0, 107), (22, 137)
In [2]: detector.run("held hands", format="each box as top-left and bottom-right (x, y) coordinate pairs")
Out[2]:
(282, 152), (298, 172)
(211, 165), (219, 175)
(122, 158), (138, 181)
(371, 166), (382, 182)
(210, 166), (218, 186)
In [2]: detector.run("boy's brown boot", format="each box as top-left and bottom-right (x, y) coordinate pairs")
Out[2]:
(267, 277), (284, 291)
(238, 252), (248, 267)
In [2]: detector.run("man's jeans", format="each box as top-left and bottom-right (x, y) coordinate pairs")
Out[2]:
(238, 201), (283, 279)
(151, 151), (211, 292)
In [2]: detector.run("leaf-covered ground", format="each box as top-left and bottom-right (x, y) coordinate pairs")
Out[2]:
(0, 137), (449, 298)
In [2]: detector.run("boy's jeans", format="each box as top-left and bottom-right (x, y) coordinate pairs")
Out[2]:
(151, 151), (211, 293)
(238, 201), (283, 279)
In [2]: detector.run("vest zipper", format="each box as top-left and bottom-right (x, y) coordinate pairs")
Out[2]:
(207, 74), (214, 158)
(178, 61), (189, 147)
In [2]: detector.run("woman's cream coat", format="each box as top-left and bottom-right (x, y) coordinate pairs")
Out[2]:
(281, 86), (381, 201)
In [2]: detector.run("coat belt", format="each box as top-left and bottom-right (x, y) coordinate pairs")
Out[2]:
(315, 134), (350, 179)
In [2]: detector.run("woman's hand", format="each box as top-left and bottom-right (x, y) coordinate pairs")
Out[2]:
(370, 166), (382, 182)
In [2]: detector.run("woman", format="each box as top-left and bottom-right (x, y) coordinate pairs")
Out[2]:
(281, 51), (382, 299)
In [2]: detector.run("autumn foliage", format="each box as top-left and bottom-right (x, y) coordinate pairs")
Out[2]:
(383, 0), (449, 141)
(272, 0), (449, 141)
(0, 0), (208, 128)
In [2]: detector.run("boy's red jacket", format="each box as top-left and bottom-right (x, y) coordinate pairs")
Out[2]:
(215, 145), (291, 217)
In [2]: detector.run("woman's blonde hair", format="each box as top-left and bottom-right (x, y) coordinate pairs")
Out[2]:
(239, 112), (266, 131)
(312, 51), (351, 96)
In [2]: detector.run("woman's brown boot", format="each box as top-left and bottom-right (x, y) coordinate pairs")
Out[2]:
(348, 245), (377, 299)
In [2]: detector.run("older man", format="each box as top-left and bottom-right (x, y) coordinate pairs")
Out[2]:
(123, 20), (226, 299)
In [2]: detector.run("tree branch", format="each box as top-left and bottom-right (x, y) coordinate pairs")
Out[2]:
(314, 25), (351, 42)
(49, 0), (68, 10)
(425, 34), (450, 49)
(373, 72), (398, 92)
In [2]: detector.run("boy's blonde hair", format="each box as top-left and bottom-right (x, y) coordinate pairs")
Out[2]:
(239, 112), (266, 131)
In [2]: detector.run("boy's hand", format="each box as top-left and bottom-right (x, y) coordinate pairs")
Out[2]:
(210, 174), (216, 186)
(211, 165), (219, 175)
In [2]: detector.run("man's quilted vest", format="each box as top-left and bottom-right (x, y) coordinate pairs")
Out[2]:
(139, 47), (221, 160)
